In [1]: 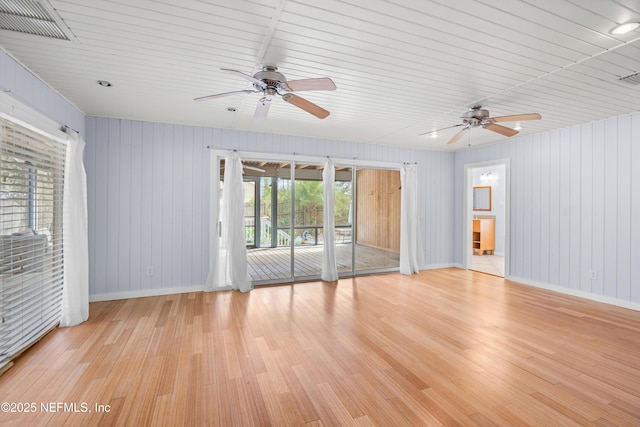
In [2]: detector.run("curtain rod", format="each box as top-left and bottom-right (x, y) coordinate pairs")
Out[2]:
(61, 124), (80, 135)
(204, 147), (412, 164)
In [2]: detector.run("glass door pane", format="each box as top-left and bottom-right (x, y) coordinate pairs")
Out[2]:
(335, 166), (353, 275)
(243, 180), (256, 248)
(293, 163), (324, 279)
(257, 177), (274, 248)
(243, 161), (293, 283)
(354, 168), (401, 273)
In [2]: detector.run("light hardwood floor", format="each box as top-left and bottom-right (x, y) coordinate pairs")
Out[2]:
(1, 269), (639, 426)
(471, 255), (505, 277)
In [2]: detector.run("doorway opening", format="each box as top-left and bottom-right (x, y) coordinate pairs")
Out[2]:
(464, 160), (509, 277)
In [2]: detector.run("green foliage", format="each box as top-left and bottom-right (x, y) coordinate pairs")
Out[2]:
(258, 178), (353, 228)
(334, 181), (352, 225)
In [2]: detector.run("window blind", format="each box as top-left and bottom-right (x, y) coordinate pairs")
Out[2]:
(0, 117), (66, 372)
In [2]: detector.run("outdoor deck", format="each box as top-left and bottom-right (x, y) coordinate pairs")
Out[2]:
(247, 243), (399, 282)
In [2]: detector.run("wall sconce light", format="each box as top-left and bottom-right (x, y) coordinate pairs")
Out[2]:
(480, 172), (493, 181)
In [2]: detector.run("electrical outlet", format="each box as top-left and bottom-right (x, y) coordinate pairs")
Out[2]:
(590, 271), (598, 280)
(146, 266), (154, 276)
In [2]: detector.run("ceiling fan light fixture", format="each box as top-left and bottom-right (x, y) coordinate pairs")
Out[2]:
(196, 66), (335, 121)
(611, 22), (640, 35)
(421, 107), (540, 144)
(253, 97), (271, 123)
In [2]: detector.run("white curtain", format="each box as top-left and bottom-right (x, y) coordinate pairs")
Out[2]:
(205, 151), (252, 292)
(321, 159), (338, 281)
(60, 129), (89, 327)
(399, 163), (421, 275)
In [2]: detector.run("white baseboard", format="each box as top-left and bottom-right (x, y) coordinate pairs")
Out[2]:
(89, 266), (459, 300)
(90, 285), (205, 302)
(507, 275), (640, 312)
(89, 272), (640, 312)
(420, 263), (457, 270)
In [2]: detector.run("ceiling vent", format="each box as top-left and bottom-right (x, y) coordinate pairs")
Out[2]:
(0, 0), (74, 41)
(618, 71), (640, 86)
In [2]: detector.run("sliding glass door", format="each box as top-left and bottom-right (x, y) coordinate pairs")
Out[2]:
(292, 163), (324, 279)
(354, 168), (400, 273)
(335, 166), (354, 275)
(243, 162), (293, 283)
(217, 154), (402, 285)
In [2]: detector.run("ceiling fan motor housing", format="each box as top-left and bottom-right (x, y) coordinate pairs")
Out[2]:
(254, 66), (286, 94)
(460, 106), (490, 126)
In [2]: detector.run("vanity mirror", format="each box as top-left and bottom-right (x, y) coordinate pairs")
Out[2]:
(473, 186), (492, 211)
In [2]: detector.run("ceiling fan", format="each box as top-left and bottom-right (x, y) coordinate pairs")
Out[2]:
(421, 106), (541, 144)
(194, 66), (336, 122)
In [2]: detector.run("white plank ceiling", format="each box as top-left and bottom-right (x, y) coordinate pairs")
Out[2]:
(1, 0), (639, 150)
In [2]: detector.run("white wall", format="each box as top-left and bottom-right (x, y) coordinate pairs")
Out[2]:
(455, 113), (640, 307)
(84, 117), (456, 298)
(0, 48), (84, 134)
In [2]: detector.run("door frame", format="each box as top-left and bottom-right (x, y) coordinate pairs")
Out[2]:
(243, 177), (260, 248)
(463, 158), (510, 277)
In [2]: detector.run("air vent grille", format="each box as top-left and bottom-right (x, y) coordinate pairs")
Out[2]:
(0, 0), (70, 40)
(619, 72), (640, 86)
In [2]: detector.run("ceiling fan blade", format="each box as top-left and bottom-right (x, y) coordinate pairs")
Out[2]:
(420, 123), (466, 136)
(285, 77), (336, 92)
(193, 89), (256, 102)
(253, 97), (272, 123)
(221, 68), (266, 89)
(484, 123), (519, 137)
(282, 93), (330, 119)
(492, 113), (541, 122)
(447, 127), (469, 144)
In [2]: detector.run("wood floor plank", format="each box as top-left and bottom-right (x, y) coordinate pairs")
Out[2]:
(1, 268), (639, 425)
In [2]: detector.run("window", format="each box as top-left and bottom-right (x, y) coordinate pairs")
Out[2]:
(0, 117), (66, 372)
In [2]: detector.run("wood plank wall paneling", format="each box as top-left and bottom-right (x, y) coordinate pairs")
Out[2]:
(355, 169), (401, 252)
(84, 117), (455, 297)
(456, 112), (640, 304)
(632, 113), (640, 303)
(6, 44), (639, 307)
(0, 49), (84, 134)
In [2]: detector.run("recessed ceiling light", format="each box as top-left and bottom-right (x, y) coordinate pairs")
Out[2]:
(429, 132), (438, 138)
(514, 123), (522, 131)
(611, 22), (640, 35)
(97, 80), (112, 87)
